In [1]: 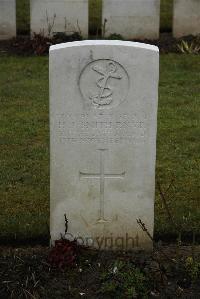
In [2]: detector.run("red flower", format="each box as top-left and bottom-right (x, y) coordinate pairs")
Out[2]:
(48, 238), (79, 270)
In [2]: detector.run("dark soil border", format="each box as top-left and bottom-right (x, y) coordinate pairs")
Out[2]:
(0, 33), (199, 56)
(1, 244), (200, 298)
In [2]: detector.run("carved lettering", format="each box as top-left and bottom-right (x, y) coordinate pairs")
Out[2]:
(56, 112), (147, 145)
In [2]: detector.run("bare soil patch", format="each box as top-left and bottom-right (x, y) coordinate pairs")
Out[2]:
(1, 244), (200, 298)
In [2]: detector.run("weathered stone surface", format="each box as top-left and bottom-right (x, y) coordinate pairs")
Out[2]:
(173, 0), (200, 38)
(102, 0), (160, 40)
(0, 0), (16, 40)
(50, 40), (159, 250)
(30, 0), (88, 38)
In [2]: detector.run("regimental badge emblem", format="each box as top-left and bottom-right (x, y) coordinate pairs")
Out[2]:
(79, 59), (129, 109)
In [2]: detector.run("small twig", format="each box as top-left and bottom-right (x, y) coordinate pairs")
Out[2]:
(23, 289), (36, 299)
(157, 180), (178, 230)
(165, 177), (175, 195)
(76, 20), (82, 36)
(136, 219), (153, 242)
(102, 18), (107, 38)
(64, 214), (68, 234)
(46, 11), (56, 37)
(137, 219), (176, 264)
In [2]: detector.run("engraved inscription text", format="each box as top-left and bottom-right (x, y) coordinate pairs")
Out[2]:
(56, 112), (147, 145)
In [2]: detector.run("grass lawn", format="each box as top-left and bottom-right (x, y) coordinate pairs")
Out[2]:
(156, 54), (200, 235)
(17, 0), (173, 35)
(0, 53), (199, 242)
(0, 56), (49, 241)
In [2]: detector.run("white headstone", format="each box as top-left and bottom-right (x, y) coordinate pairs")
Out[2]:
(30, 0), (88, 38)
(102, 0), (160, 40)
(173, 0), (200, 38)
(0, 0), (16, 40)
(50, 40), (159, 251)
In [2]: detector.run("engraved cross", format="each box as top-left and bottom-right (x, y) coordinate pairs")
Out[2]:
(79, 149), (125, 223)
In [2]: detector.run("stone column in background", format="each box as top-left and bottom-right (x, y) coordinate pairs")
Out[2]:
(102, 0), (160, 40)
(173, 0), (200, 38)
(30, 0), (88, 38)
(0, 0), (16, 40)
